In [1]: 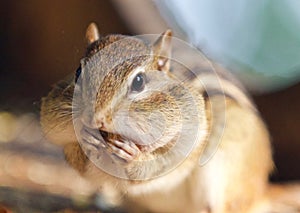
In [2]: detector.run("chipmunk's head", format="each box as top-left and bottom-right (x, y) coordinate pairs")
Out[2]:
(76, 23), (206, 153)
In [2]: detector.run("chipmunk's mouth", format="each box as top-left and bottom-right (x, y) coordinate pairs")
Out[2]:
(99, 129), (133, 144)
(99, 129), (109, 141)
(99, 129), (118, 145)
(99, 129), (144, 150)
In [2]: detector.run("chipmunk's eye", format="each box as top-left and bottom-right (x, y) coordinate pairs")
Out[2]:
(75, 66), (82, 83)
(131, 73), (145, 92)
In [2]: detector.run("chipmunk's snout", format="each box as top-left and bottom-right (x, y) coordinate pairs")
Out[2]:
(81, 108), (111, 131)
(95, 114), (105, 130)
(94, 111), (113, 132)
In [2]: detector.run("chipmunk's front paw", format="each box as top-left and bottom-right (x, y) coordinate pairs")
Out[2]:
(80, 126), (140, 164)
(80, 126), (106, 149)
(107, 139), (140, 164)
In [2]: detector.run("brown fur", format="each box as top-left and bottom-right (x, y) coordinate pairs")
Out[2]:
(40, 24), (300, 213)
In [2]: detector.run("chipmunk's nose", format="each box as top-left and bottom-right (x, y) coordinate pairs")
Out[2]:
(96, 116), (105, 129)
(94, 112), (108, 131)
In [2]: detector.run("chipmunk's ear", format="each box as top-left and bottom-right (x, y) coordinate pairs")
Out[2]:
(86, 22), (100, 45)
(153, 29), (172, 72)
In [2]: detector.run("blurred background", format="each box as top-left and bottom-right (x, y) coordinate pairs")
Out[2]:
(0, 0), (299, 194)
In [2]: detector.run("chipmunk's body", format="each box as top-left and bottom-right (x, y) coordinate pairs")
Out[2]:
(41, 24), (300, 213)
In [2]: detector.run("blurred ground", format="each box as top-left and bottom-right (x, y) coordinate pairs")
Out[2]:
(0, 2), (299, 208)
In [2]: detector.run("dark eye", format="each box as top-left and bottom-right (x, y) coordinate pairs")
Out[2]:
(131, 73), (146, 92)
(75, 66), (81, 83)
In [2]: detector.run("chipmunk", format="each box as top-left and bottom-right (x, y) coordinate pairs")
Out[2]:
(40, 23), (300, 213)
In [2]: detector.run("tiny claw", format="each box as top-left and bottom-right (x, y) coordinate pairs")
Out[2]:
(111, 140), (139, 156)
(107, 139), (140, 164)
(108, 143), (133, 160)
